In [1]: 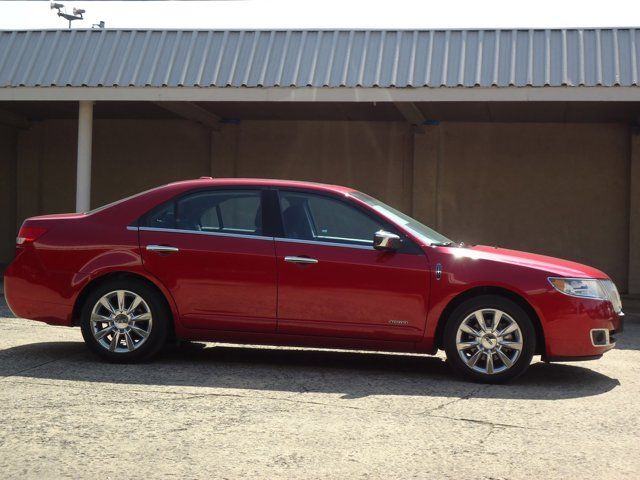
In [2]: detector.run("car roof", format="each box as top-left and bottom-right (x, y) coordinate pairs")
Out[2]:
(166, 177), (356, 195)
(88, 177), (360, 224)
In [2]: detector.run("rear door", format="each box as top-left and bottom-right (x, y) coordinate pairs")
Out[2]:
(274, 190), (430, 341)
(139, 188), (277, 332)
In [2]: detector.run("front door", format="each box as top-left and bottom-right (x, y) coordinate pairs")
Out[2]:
(139, 188), (277, 332)
(274, 190), (430, 341)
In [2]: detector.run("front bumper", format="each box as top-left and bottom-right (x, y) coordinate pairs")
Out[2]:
(539, 291), (623, 359)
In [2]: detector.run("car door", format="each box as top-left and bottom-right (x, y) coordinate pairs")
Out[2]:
(274, 189), (430, 341)
(139, 188), (277, 332)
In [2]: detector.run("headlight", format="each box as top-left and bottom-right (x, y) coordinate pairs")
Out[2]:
(548, 277), (623, 312)
(548, 277), (606, 299)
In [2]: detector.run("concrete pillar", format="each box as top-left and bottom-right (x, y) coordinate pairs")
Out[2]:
(629, 132), (640, 294)
(75, 101), (94, 212)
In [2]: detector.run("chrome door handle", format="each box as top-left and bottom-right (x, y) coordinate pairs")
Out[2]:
(284, 256), (318, 264)
(146, 245), (179, 253)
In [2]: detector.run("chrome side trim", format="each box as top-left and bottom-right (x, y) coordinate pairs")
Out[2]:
(126, 226), (139, 231)
(284, 256), (318, 264)
(138, 226), (274, 242)
(275, 237), (374, 251)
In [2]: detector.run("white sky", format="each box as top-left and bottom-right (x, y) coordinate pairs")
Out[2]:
(0, 0), (639, 30)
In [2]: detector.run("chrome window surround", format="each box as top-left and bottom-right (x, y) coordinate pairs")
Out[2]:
(128, 226), (375, 250)
(135, 226), (273, 241)
(315, 234), (372, 245)
(275, 237), (374, 251)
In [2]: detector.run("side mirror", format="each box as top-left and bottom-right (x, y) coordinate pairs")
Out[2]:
(373, 230), (401, 252)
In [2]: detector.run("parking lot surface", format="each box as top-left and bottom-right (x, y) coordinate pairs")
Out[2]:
(0, 297), (638, 479)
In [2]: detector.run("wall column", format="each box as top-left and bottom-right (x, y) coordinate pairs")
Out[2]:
(0, 124), (18, 266)
(629, 132), (640, 294)
(411, 124), (441, 229)
(210, 124), (239, 178)
(75, 101), (94, 212)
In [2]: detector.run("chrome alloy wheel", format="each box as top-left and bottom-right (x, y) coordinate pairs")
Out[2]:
(90, 290), (153, 353)
(455, 309), (523, 375)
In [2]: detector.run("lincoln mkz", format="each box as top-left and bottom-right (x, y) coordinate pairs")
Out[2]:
(4, 178), (624, 382)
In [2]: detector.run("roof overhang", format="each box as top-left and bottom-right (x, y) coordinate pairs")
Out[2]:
(1, 86), (640, 102)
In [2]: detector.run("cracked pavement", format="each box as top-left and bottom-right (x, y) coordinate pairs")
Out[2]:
(0, 297), (639, 479)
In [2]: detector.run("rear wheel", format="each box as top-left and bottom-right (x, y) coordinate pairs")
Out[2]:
(80, 279), (170, 363)
(443, 295), (536, 383)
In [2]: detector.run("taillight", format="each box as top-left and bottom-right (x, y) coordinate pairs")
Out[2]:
(16, 226), (48, 245)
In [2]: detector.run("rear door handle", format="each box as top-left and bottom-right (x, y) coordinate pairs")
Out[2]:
(146, 244), (179, 253)
(284, 256), (318, 265)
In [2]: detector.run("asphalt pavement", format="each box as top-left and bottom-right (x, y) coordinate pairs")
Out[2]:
(0, 297), (638, 479)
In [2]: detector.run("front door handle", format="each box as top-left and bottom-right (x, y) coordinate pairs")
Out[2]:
(284, 256), (318, 265)
(146, 244), (179, 253)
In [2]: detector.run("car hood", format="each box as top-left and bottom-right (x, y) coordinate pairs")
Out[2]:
(449, 245), (608, 279)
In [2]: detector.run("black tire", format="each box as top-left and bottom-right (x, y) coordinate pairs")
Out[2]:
(80, 278), (170, 363)
(443, 295), (536, 383)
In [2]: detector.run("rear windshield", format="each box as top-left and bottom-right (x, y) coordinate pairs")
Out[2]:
(87, 186), (165, 215)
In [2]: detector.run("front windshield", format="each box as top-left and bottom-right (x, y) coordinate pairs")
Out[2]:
(350, 191), (453, 246)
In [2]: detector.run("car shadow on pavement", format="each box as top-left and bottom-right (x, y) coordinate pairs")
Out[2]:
(0, 341), (621, 400)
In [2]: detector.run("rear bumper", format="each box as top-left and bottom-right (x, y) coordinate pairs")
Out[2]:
(4, 255), (75, 326)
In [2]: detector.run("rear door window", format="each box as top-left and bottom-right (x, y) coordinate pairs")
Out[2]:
(140, 190), (263, 237)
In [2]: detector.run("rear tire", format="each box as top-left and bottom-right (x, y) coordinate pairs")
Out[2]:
(80, 278), (170, 363)
(443, 295), (536, 383)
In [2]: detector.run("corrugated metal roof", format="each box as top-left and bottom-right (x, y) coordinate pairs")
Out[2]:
(1, 28), (639, 88)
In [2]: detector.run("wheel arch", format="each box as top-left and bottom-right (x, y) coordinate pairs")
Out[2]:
(433, 286), (546, 355)
(72, 271), (177, 340)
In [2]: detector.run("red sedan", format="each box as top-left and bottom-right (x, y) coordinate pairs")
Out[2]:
(4, 178), (624, 382)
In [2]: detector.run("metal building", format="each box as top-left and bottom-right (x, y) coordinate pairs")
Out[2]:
(0, 28), (639, 293)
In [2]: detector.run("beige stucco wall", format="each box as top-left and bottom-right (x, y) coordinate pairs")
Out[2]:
(413, 122), (630, 288)
(213, 121), (413, 212)
(216, 120), (630, 289)
(0, 124), (18, 265)
(2, 117), (633, 291)
(629, 133), (640, 294)
(15, 119), (211, 219)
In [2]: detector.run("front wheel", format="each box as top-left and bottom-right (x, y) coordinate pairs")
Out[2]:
(80, 279), (170, 363)
(443, 295), (536, 383)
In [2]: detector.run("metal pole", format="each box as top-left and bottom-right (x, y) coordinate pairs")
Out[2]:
(75, 100), (94, 212)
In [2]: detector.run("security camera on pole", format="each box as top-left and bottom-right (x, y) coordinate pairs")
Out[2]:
(50, 2), (89, 29)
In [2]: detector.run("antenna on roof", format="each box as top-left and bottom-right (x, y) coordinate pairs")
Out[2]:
(50, 2), (85, 29)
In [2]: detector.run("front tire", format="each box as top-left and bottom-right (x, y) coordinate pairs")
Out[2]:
(443, 295), (536, 383)
(80, 279), (170, 363)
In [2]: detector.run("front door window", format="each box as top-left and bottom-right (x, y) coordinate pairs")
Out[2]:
(279, 191), (383, 246)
